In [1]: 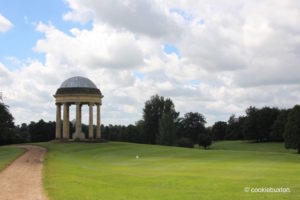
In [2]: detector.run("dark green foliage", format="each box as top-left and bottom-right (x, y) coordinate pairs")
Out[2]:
(100, 121), (147, 144)
(212, 121), (227, 140)
(143, 95), (165, 144)
(135, 120), (148, 144)
(2, 92), (300, 152)
(12, 123), (30, 143)
(198, 133), (212, 149)
(121, 125), (140, 143)
(143, 95), (179, 144)
(0, 102), (14, 128)
(284, 105), (300, 153)
(243, 106), (279, 142)
(0, 102), (15, 145)
(28, 119), (56, 142)
(225, 115), (245, 140)
(177, 137), (194, 148)
(157, 113), (176, 146)
(101, 124), (126, 141)
(243, 107), (259, 140)
(80, 123), (89, 139)
(180, 112), (206, 144)
(270, 109), (290, 141)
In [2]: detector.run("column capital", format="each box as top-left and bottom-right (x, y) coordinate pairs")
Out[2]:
(56, 103), (62, 106)
(89, 102), (94, 106)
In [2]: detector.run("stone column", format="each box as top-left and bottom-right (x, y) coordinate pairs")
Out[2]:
(75, 102), (81, 136)
(96, 104), (101, 139)
(63, 103), (70, 139)
(89, 103), (94, 139)
(79, 104), (82, 133)
(55, 103), (61, 139)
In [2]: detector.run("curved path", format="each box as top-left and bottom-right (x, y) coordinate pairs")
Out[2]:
(0, 145), (48, 200)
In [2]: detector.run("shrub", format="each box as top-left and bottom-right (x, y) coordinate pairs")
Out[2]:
(198, 134), (212, 149)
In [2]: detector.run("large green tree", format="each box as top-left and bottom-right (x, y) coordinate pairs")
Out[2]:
(28, 119), (55, 142)
(225, 115), (245, 140)
(157, 113), (176, 146)
(198, 133), (212, 149)
(284, 105), (300, 154)
(243, 106), (279, 142)
(181, 112), (206, 144)
(212, 121), (227, 141)
(270, 109), (290, 141)
(143, 95), (179, 144)
(0, 102), (15, 145)
(243, 107), (260, 141)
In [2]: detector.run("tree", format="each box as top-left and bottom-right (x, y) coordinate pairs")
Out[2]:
(212, 121), (227, 141)
(28, 120), (55, 142)
(243, 107), (260, 141)
(157, 113), (176, 146)
(0, 102), (15, 145)
(180, 112), (206, 144)
(257, 107), (280, 141)
(225, 115), (245, 140)
(243, 107), (279, 142)
(121, 124), (140, 143)
(143, 95), (179, 144)
(198, 133), (212, 149)
(135, 120), (147, 144)
(284, 105), (300, 153)
(13, 123), (30, 143)
(270, 109), (290, 141)
(143, 95), (165, 144)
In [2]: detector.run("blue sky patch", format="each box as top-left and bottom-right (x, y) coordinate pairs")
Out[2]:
(163, 44), (181, 58)
(170, 8), (194, 22)
(0, 0), (92, 69)
(134, 71), (145, 80)
(198, 19), (205, 25)
(189, 79), (201, 85)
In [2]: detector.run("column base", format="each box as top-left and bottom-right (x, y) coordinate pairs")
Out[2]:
(51, 138), (108, 143)
(73, 132), (86, 140)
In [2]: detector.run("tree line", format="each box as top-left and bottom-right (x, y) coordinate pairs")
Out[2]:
(211, 106), (300, 153)
(1, 95), (300, 153)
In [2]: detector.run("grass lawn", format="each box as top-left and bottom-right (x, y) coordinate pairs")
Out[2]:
(0, 146), (25, 171)
(211, 140), (294, 153)
(40, 141), (300, 200)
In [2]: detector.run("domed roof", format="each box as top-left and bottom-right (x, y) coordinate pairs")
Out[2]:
(60, 76), (97, 89)
(55, 76), (102, 96)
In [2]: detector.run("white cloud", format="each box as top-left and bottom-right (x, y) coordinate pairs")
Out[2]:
(0, 62), (12, 84)
(0, 13), (13, 32)
(1, 0), (300, 126)
(35, 22), (144, 69)
(63, 0), (181, 39)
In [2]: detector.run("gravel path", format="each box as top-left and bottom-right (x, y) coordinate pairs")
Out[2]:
(0, 145), (48, 200)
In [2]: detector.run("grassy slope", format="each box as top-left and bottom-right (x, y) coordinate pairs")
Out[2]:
(40, 142), (300, 200)
(0, 146), (25, 171)
(211, 140), (294, 153)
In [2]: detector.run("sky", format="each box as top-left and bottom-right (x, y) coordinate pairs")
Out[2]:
(0, 0), (300, 126)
